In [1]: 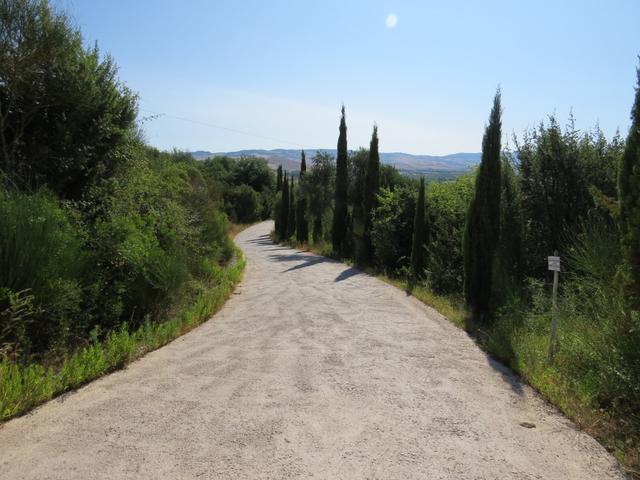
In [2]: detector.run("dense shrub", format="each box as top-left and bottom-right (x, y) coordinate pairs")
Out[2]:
(371, 187), (416, 272)
(225, 184), (260, 223)
(0, 190), (87, 356)
(425, 174), (475, 292)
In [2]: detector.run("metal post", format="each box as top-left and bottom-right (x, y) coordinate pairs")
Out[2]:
(548, 250), (559, 363)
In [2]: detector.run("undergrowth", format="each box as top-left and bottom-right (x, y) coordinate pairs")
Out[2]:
(0, 248), (245, 421)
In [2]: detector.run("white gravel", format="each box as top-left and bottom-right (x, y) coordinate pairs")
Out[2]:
(0, 221), (625, 479)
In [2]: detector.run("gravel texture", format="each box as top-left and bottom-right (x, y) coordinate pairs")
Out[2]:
(0, 221), (625, 479)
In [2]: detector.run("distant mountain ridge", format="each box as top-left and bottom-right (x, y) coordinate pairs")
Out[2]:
(190, 149), (480, 178)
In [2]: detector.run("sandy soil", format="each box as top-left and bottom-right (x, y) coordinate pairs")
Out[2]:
(0, 221), (625, 479)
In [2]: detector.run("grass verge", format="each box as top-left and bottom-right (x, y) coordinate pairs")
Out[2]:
(0, 246), (245, 422)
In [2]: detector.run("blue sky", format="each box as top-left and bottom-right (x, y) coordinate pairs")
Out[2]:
(56, 0), (639, 155)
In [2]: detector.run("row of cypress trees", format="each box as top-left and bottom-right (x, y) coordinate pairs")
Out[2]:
(276, 151), (309, 243)
(274, 68), (640, 323)
(331, 106), (430, 281)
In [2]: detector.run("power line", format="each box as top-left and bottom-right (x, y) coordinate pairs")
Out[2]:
(138, 107), (305, 148)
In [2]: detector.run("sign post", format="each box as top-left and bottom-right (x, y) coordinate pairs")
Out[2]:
(547, 252), (560, 363)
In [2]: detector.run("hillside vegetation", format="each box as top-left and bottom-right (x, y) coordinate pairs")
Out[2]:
(0, 0), (274, 418)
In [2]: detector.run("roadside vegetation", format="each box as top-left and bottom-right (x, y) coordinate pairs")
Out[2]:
(0, 0), (273, 419)
(275, 75), (640, 473)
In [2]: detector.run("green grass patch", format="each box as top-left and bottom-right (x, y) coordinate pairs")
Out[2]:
(0, 247), (245, 422)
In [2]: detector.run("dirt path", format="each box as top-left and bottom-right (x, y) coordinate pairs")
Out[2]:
(0, 221), (625, 479)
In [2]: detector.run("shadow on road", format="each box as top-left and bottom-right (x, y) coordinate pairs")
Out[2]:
(268, 252), (333, 272)
(485, 355), (524, 396)
(268, 251), (364, 283)
(334, 267), (362, 282)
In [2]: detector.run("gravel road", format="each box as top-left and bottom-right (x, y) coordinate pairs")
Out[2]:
(0, 221), (625, 479)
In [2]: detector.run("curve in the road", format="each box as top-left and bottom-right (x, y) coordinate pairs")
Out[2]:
(0, 221), (624, 479)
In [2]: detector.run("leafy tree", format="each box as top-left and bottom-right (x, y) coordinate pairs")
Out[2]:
(411, 177), (427, 278)
(279, 172), (289, 239)
(296, 151), (308, 243)
(332, 106), (349, 254)
(287, 177), (296, 238)
(463, 90), (502, 319)
(516, 116), (591, 276)
(0, 0), (137, 199)
(231, 157), (274, 193)
(619, 64), (640, 307)
(495, 155), (524, 297)
(380, 164), (410, 190)
(362, 125), (381, 264)
(225, 184), (260, 223)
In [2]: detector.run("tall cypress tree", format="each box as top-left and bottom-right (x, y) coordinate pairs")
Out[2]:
(288, 176), (296, 238)
(276, 165), (283, 192)
(411, 177), (426, 278)
(274, 165), (283, 233)
(296, 151), (308, 243)
(619, 64), (640, 308)
(279, 171), (289, 239)
(332, 105), (349, 254)
(463, 90), (502, 319)
(362, 124), (381, 264)
(300, 150), (307, 176)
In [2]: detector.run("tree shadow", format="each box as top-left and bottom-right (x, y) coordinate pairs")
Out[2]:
(484, 353), (524, 396)
(334, 267), (362, 282)
(268, 252), (334, 273)
(246, 234), (274, 246)
(465, 317), (524, 397)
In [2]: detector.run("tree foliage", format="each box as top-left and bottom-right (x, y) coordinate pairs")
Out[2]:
(361, 125), (380, 264)
(332, 106), (349, 254)
(304, 153), (335, 243)
(0, 0), (138, 199)
(463, 90), (502, 318)
(296, 151), (308, 243)
(619, 64), (640, 307)
(410, 177), (427, 278)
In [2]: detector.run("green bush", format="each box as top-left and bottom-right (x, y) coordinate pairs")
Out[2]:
(0, 190), (87, 356)
(371, 186), (415, 273)
(225, 184), (260, 223)
(425, 174), (475, 293)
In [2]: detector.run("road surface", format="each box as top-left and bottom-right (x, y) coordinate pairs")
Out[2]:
(0, 221), (624, 479)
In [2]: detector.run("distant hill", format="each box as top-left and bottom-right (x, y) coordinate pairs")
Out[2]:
(190, 149), (480, 179)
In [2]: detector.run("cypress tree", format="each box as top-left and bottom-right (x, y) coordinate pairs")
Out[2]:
(288, 176), (296, 238)
(300, 150), (307, 176)
(619, 64), (640, 308)
(274, 165), (283, 235)
(411, 177), (426, 278)
(296, 151), (308, 243)
(463, 90), (502, 319)
(332, 105), (349, 254)
(276, 165), (283, 192)
(279, 171), (289, 239)
(362, 124), (381, 264)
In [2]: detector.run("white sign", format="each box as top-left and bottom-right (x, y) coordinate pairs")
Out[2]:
(548, 256), (561, 272)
